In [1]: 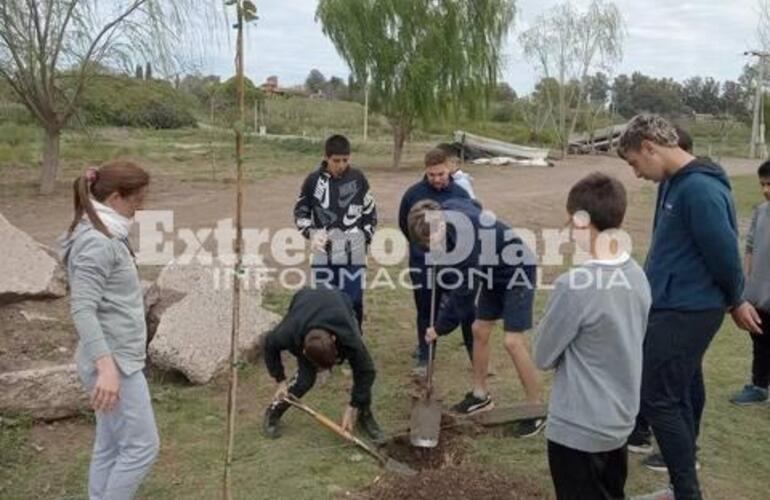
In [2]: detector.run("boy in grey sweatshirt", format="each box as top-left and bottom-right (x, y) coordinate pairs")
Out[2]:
(535, 173), (652, 500)
(729, 160), (770, 405)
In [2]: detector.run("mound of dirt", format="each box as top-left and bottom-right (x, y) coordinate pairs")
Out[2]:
(365, 466), (549, 500)
(381, 427), (468, 470)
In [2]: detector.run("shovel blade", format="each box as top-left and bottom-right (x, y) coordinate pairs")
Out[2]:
(385, 458), (418, 476)
(409, 397), (442, 448)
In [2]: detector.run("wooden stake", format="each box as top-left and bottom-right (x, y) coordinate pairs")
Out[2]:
(223, 2), (246, 499)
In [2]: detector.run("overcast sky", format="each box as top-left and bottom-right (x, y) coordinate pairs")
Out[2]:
(196, 0), (762, 94)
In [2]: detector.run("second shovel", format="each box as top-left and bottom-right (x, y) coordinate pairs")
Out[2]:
(409, 270), (442, 448)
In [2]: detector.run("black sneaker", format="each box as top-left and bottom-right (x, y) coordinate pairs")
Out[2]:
(511, 417), (546, 438)
(356, 406), (385, 443)
(643, 452), (701, 473)
(450, 391), (494, 415)
(627, 433), (654, 454)
(262, 400), (289, 439)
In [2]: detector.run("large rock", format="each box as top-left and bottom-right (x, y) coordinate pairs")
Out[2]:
(0, 213), (67, 305)
(0, 364), (88, 420)
(147, 263), (280, 385)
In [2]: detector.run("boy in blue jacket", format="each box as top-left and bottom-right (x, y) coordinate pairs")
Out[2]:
(398, 148), (473, 376)
(618, 114), (761, 500)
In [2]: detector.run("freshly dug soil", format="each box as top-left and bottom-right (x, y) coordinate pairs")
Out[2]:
(381, 426), (468, 470)
(364, 466), (550, 500)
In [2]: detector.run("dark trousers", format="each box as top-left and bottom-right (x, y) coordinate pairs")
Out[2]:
(750, 309), (770, 388)
(641, 309), (724, 500)
(547, 440), (627, 500)
(631, 365), (705, 444)
(411, 276), (474, 363)
(269, 357), (318, 415)
(311, 264), (365, 329)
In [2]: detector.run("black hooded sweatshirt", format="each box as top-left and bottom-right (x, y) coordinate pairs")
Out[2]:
(263, 287), (376, 409)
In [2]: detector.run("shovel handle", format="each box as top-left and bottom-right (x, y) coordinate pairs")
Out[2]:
(283, 396), (385, 464)
(427, 268), (437, 394)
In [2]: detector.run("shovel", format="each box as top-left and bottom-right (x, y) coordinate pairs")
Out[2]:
(409, 270), (442, 448)
(283, 395), (416, 476)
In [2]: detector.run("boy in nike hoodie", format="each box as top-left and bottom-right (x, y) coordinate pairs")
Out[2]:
(294, 135), (377, 328)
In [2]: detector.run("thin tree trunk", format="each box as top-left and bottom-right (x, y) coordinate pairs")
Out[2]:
(40, 127), (61, 195)
(223, 4), (245, 500)
(392, 123), (407, 168)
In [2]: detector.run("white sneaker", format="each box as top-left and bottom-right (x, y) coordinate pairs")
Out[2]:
(631, 486), (675, 500)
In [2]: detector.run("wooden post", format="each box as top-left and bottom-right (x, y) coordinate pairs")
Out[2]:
(223, 2), (246, 499)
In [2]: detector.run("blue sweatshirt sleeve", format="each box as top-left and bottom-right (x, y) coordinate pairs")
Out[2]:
(434, 282), (476, 335)
(398, 189), (413, 240)
(683, 178), (745, 308)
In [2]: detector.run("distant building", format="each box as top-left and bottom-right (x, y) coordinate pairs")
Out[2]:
(260, 75), (285, 96)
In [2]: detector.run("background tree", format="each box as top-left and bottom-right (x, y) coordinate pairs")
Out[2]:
(135, 64), (144, 80)
(305, 68), (326, 94)
(317, 0), (515, 167)
(145, 62), (153, 81)
(494, 82), (517, 102)
(0, 0), (205, 193)
(585, 71), (610, 105)
(326, 75), (347, 99)
(520, 0), (624, 156)
(721, 80), (749, 120)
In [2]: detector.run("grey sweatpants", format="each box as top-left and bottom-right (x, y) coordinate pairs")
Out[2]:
(84, 369), (160, 500)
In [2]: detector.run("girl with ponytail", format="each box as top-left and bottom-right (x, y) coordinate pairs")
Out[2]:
(60, 160), (158, 500)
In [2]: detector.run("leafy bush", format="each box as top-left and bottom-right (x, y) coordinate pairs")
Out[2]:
(0, 102), (35, 125)
(490, 102), (515, 123)
(78, 75), (198, 129)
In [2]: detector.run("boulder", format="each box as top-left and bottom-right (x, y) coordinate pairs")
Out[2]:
(0, 213), (67, 305)
(147, 263), (279, 384)
(0, 364), (88, 420)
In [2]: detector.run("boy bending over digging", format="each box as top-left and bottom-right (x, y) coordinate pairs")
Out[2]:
(261, 287), (383, 442)
(534, 173), (651, 500)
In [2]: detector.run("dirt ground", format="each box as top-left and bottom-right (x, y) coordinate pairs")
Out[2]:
(3, 154), (759, 248)
(361, 466), (550, 500)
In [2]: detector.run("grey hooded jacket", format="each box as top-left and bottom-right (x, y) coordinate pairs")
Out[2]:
(60, 221), (146, 378)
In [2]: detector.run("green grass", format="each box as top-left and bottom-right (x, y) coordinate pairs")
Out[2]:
(0, 124), (436, 199)
(679, 119), (754, 160)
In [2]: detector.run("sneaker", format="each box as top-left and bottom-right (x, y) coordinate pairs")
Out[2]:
(729, 384), (769, 405)
(450, 391), (494, 415)
(627, 433), (654, 455)
(511, 417), (546, 438)
(643, 452), (701, 473)
(630, 486), (674, 500)
(356, 406), (385, 443)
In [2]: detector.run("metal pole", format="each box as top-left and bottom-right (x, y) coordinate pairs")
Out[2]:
(363, 77), (369, 143)
(747, 51), (770, 158)
(761, 60), (768, 159)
